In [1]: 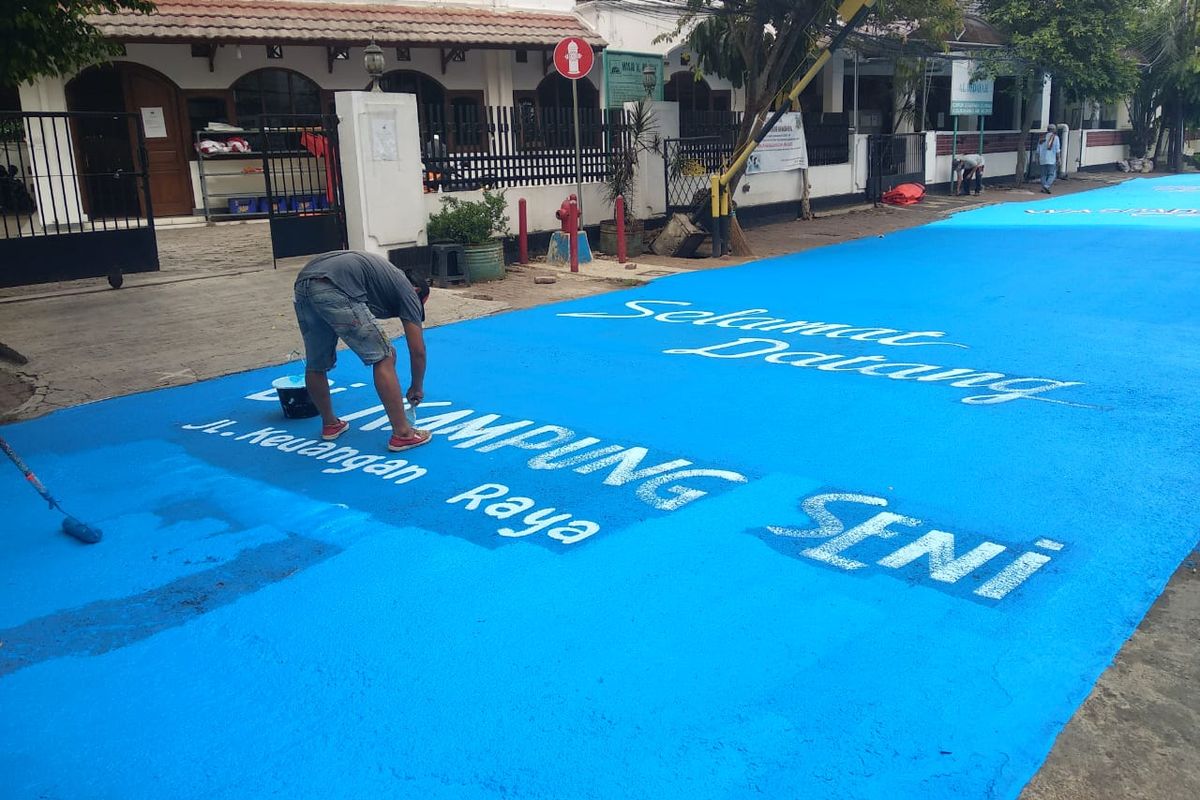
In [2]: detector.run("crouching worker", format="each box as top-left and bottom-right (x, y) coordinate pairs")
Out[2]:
(293, 250), (432, 452)
(952, 153), (985, 196)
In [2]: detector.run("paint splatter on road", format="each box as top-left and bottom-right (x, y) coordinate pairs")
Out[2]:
(1, 177), (1198, 799)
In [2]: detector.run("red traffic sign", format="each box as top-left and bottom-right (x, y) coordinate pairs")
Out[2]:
(553, 37), (594, 80)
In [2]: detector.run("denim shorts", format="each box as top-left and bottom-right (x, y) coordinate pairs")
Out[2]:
(294, 277), (392, 372)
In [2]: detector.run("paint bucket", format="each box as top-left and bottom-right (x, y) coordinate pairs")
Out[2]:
(272, 375), (319, 419)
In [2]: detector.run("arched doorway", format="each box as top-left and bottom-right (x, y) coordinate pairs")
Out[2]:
(232, 68), (324, 123)
(513, 74), (599, 149)
(66, 63), (194, 216)
(378, 70), (484, 152)
(535, 73), (598, 115)
(665, 71), (712, 112)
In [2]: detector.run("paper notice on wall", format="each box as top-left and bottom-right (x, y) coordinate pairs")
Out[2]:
(141, 107), (168, 138)
(745, 112), (808, 174)
(369, 112), (398, 161)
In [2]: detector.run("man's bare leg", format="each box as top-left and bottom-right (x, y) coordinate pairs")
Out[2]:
(305, 369), (338, 427)
(372, 352), (417, 437)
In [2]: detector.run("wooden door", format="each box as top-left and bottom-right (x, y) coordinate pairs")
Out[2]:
(120, 65), (193, 216)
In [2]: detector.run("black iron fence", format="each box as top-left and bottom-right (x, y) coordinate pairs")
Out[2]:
(413, 105), (851, 195)
(867, 133), (926, 203)
(665, 137), (731, 211)
(259, 114), (348, 262)
(1, 110), (158, 287)
(1, 111), (155, 237)
(419, 105), (632, 192)
(680, 110), (851, 167)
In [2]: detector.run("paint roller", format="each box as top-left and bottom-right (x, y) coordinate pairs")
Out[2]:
(0, 434), (102, 544)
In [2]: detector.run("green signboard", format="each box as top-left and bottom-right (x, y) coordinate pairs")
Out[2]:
(602, 50), (664, 108)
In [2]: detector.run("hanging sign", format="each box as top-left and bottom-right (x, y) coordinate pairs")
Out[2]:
(554, 37), (595, 80)
(950, 60), (994, 116)
(602, 50), (663, 108)
(746, 112), (808, 174)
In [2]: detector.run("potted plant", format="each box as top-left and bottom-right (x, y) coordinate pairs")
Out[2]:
(426, 189), (510, 281)
(601, 99), (658, 257)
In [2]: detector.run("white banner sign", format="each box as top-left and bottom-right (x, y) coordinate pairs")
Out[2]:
(950, 60), (994, 116)
(746, 112), (808, 174)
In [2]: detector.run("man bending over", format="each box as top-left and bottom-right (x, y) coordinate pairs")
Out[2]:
(293, 250), (431, 452)
(953, 153), (985, 196)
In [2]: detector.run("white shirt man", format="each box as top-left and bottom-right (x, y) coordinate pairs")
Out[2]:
(1037, 126), (1061, 193)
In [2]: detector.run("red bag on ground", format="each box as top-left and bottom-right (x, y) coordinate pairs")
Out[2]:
(881, 183), (926, 206)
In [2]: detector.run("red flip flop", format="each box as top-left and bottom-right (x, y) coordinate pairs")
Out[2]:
(387, 429), (431, 452)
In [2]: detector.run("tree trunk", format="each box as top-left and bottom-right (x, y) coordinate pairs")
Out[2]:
(799, 168), (812, 220)
(724, 106), (764, 196)
(1013, 76), (1036, 186)
(1169, 101), (1186, 172)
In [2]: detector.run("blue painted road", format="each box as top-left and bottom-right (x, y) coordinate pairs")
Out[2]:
(2, 176), (1198, 799)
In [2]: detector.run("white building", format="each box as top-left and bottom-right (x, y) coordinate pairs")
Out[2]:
(4, 0), (1132, 228)
(11, 0), (612, 218)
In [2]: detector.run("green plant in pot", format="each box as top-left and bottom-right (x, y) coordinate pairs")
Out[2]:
(601, 99), (658, 257)
(426, 190), (510, 281)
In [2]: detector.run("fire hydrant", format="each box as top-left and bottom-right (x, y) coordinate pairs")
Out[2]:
(548, 193), (590, 272)
(555, 194), (579, 232)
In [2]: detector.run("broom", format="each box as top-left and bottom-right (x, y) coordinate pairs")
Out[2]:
(0, 434), (102, 544)
(729, 213), (754, 257)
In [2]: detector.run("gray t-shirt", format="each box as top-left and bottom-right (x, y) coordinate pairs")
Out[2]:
(297, 251), (424, 323)
(957, 153), (985, 170)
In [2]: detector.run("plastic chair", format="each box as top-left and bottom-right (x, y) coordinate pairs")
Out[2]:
(430, 243), (470, 288)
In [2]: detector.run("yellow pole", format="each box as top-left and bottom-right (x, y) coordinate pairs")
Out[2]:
(719, 0), (877, 189)
(709, 0), (878, 257)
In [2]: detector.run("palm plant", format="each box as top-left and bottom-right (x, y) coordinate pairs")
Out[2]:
(603, 98), (659, 224)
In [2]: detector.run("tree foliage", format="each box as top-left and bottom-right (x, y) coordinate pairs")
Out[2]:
(980, 0), (1141, 103)
(1125, 0), (1200, 168)
(978, 0), (1143, 181)
(658, 0), (960, 187)
(1, 1), (155, 88)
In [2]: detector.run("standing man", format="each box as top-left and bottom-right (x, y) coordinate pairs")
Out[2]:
(953, 153), (985, 196)
(1037, 124), (1062, 193)
(293, 251), (431, 452)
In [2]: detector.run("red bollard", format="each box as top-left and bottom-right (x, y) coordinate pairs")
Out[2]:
(615, 195), (627, 264)
(518, 198), (528, 265)
(568, 196), (579, 273)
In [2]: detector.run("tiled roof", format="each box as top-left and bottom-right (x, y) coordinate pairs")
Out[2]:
(955, 15), (1005, 46)
(89, 0), (607, 48)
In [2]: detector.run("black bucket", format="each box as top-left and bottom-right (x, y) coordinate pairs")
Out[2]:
(272, 376), (319, 419)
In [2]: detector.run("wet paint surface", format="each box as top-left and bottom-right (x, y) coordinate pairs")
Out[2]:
(2, 177), (1198, 798)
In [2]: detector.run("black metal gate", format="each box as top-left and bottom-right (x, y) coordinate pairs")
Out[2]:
(260, 114), (347, 262)
(1, 110), (158, 288)
(664, 136), (731, 213)
(866, 133), (926, 203)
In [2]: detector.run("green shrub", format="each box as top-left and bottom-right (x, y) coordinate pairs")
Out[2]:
(426, 190), (509, 245)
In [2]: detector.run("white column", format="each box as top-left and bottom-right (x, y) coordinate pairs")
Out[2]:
(624, 100), (681, 220)
(335, 91), (426, 254)
(482, 51), (515, 108)
(18, 75), (88, 229)
(627, 100), (678, 220)
(1039, 73), (1053, 126)
(822, 54), (845, 114)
